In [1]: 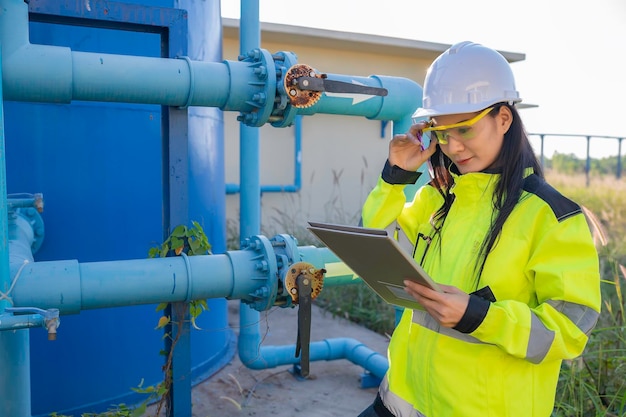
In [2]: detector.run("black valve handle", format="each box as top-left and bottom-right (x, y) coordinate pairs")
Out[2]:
(295, 77), (388, 96)
(294, 273), (312, 378)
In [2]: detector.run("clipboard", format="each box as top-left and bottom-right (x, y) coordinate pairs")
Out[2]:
(307, 221), (442, 310)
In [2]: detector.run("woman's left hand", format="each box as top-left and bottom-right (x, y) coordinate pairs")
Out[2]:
(403, 281), (470, 328)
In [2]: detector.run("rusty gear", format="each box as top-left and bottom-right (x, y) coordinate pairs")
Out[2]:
(284, 64), (323, 108)
(284, 262), (326, 304)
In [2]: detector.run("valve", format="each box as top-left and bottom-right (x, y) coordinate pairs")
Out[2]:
(3, 307), (60, 340)
(284, 63), (388, 109)
(283, 262), (326, 378)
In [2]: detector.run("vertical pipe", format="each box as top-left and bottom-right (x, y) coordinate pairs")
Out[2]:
(238, 0), (264, 365)
(539, 133), (546, 168)
(0, 48), (9, 312)
(585, 136), (591, 187)
(294, 115), (302, 190)
(239, 0), (261, 238)
(617, 138), (623, 179)
(0, 44), (32, 417)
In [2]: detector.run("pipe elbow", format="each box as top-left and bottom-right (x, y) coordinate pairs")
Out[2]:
(370, 75), (422, 122)
(323, 337), (388, 379)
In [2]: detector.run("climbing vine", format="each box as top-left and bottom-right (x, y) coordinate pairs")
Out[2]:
(144, 221), (212, 415)
(149, 221), (212, 330)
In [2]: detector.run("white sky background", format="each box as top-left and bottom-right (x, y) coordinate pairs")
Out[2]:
(221, 0), (626, 159)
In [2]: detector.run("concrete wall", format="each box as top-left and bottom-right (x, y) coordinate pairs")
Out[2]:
(223, 26), (437, 243)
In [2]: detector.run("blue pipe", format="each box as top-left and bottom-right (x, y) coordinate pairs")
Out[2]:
(0, 0), (258, 112)
(0, 171), (34, 417)
(0, 311), (45, 330)
(226, 115), (303, 194)
(239, 337), (388, 380)
(237, 0), (269, 384)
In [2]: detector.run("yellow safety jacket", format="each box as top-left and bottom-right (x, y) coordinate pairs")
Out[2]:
(361, 163), (601, 417)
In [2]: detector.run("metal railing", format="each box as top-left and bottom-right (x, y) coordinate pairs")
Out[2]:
(529, 133), (625, 186)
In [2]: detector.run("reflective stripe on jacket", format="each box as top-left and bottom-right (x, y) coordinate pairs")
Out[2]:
(362, 170), (601, 417)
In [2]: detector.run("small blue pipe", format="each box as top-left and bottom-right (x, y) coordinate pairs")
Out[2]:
(226, 115), (303, 194)
(0, 312), (45, 331)
(238, 335), (388, 380)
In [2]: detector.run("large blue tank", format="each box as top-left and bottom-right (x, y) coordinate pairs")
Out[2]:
(4, 1), (232, 415)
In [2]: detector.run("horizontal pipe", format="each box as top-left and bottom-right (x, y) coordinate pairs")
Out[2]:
(226, 184), (300, 194)
(9, 244), (361, 314)
(298, 74), (422, 122)
(0, 313), (44, 331)
(3, 44), (236, 108)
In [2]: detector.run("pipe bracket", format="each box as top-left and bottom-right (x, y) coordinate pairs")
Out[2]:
(177, 56), (195, 109)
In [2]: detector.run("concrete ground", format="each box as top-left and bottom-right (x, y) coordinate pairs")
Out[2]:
(188, 300), (390, 417)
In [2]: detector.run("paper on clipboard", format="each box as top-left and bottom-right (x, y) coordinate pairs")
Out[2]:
(307, 221), (442, 310)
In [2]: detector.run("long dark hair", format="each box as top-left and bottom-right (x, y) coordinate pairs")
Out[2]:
(428, 103), (543, 287)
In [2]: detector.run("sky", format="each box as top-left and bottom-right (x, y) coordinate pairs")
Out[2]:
(221, 0), (626, 159)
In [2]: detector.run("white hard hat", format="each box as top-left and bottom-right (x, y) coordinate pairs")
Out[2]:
(413, 41), (522, 119)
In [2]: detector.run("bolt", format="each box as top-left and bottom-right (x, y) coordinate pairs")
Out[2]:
(246, 113), (259, 125)
(291, 288), (298, 295)
(289, 89), (297, 97)
(247, 49), (261, 60)
(303, 278), (310, 285)
(302, 80), (309, 87)
(252, 93), (266, 104)
(254, 66), (267, 79)
(255, 287), (269, 298)
(255, 260), (268, 272)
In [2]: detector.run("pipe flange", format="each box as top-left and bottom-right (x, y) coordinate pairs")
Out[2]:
(237, 48), (278, 127)
(242, 235), (279, 311)
(270, 51), (299, 128)
(12, 208), (45, 254)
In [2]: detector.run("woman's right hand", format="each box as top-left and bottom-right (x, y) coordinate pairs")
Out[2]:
(388, 121), (438, 172)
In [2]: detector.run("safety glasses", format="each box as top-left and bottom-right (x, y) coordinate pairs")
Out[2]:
(423, 107), (494, 145)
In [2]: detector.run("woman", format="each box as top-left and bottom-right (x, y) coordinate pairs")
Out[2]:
(358, 41), (601, 417)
